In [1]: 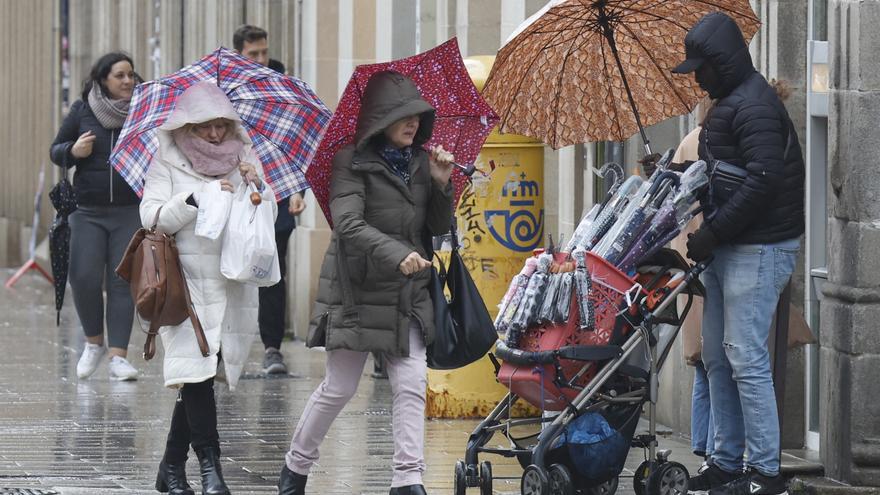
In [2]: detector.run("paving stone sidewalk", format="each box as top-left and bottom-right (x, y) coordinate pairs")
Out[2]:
(0, 269), (702, 494)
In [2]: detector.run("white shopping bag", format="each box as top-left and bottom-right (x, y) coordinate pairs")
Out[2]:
(220, 184), (280, 286)
(194, 180), (233, 240)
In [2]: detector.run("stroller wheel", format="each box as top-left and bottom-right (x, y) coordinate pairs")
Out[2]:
(647, 462), (689, 495)
(586, 476), (619, 495)
(454, 459), (467, 495)
(480, 461), (493, 495)
(521, 465), (549, 495)
(548, 464), (574, 495)
(633, 460), (657, 495)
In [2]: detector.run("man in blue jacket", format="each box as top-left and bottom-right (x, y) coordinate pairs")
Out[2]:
(672, 12), (805, 495)
(234, 24), (306, 375)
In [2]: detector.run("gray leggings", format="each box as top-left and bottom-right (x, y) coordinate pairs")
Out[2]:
(68, 205), (140, 349)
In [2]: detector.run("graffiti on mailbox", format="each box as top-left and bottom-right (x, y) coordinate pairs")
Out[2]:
(458, 187), (487, 243)
(484, 171), (545, 252)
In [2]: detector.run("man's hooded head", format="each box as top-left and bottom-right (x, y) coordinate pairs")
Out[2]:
(672, 12), (756, 99)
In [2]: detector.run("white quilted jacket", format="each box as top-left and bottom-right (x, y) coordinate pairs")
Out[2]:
(139, 84), (276, 390)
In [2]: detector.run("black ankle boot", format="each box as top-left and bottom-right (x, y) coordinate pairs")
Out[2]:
(156, 460), (195, 495)
(194, 446), (230, 495)
(389, 485), (427, 495)
(278, 465), (307, 495)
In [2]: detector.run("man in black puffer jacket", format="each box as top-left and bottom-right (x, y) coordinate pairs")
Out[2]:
(672, 12), (804, 495)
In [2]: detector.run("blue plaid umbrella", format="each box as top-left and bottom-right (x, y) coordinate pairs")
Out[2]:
(111, 47), (331, 201)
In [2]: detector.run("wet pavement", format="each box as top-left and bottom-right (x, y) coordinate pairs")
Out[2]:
(0, 269), (701, 494)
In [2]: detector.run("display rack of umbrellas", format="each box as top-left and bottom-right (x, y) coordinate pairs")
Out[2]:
(494, 155), (707, 346)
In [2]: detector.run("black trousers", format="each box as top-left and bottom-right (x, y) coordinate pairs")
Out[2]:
(164, 378), (219, 463)
(258, 229), (292, 350)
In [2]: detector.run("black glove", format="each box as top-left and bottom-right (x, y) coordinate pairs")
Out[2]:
(638, 153), (662, 177)
(686, 228), (718, 262)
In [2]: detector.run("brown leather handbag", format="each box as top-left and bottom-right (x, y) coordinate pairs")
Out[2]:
(115, 208), (209, 361)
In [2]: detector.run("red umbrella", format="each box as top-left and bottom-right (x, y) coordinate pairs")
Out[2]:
(306, 37), (499, 226)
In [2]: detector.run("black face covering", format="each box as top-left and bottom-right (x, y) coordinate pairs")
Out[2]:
(695, 63), (724, 99)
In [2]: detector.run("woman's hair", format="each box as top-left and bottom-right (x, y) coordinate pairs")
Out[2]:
(81, 52), (137, 101)
(179, 119), (237, 140)
(769, 78), (793, 102)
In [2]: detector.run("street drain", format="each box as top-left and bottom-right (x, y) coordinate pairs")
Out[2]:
(0, 489), (60, 495)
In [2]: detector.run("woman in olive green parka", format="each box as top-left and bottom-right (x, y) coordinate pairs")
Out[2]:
(278, 71), (454, 495)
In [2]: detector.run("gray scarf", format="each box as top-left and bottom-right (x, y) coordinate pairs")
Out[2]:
(87, 85), (130, 130)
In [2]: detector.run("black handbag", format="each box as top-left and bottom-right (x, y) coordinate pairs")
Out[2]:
(703, 125), (748, 211)
(425, 224), (499, 370)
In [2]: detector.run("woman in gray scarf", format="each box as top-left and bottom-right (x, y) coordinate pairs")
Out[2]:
(49, 52), (143, 382)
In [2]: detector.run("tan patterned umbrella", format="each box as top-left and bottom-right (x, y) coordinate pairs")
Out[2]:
(482, 0), (760, 151)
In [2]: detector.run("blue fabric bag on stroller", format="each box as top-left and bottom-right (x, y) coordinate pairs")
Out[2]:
(551, 411), (630, 482)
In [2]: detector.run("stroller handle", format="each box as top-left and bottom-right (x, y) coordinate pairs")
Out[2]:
(645, 255), (713, 320)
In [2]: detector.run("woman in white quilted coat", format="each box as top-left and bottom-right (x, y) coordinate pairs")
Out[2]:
(140, 81), (276, 495)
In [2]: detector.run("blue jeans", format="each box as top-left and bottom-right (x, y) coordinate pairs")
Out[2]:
(691, 360), (714, 457)
(700, 239), (799, 476)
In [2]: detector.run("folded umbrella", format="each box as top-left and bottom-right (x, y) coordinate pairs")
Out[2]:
(592, 174), (670, 259)
(554, 271), (574, 322)
(495, 257), (538, 333)
(572, 249), (595, 331)
(566, 161), (625, 252)
(48, 177), (77, 325)
(617, 199), (678, 274)
(617, 163), (708, 272)
(507, 253), (553, 347)
(575, 175), (645, 252)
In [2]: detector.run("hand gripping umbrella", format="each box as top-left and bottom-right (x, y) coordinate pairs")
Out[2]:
(306, 37), (499, 226)
(111, 47), (331, 201)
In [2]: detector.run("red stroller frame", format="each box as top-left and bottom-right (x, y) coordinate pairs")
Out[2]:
(454, 249), (710, 495)
(496, 251), (640, 411)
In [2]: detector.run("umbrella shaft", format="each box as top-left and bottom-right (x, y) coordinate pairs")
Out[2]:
(601, 22), (653, 156)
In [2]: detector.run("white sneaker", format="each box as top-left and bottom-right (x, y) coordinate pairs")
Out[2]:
(76, 343), (107, 379)
(108, 356), (138, 381)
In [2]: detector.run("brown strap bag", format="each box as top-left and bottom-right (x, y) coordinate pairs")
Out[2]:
(115, 208), (209, 361)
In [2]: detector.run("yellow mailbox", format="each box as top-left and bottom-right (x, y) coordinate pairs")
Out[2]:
(425, 56), (544, 418)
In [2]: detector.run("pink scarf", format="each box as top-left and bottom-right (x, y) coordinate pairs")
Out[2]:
(172, 128), (244, 177)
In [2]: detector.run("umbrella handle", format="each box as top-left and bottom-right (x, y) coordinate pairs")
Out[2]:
(453, 162), (489, 177)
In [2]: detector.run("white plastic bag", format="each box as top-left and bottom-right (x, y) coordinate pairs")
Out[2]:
(220, 184), (280, 286)
(195, 180), (233, 240)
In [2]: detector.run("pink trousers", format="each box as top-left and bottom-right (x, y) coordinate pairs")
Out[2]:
(286, 323), (428, 488)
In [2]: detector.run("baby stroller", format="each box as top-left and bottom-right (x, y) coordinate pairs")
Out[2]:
(453, 248), (709, 495)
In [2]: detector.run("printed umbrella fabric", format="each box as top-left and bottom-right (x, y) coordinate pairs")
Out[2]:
(306, 37), (499, 226)
(495, 256), (538, 335)
(482, 0), (760, 149)
(111, 47), (331, 201)
(48, 177), (77, 325)
(617, 200), (679, 273)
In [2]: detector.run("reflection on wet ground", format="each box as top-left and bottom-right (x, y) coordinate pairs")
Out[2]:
(0, 270), (698, 494)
